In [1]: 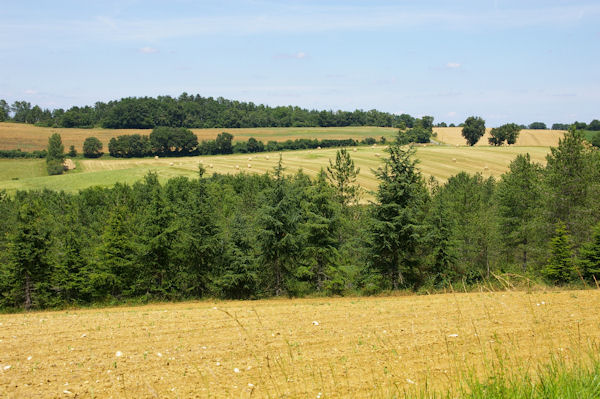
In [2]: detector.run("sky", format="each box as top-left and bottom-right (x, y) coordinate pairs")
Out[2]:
(1, 0), (599, 126)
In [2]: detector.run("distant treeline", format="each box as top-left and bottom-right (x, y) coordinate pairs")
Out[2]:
(1, 129), (599, 310)
(0, 95), (418, 129)
(107, 127), (380, 158)
(0, 149), (47, 159)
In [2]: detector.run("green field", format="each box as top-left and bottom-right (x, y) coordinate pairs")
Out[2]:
(0, 145), (552, 196)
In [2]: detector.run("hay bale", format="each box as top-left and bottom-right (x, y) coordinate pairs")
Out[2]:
(375, 153), (381, 158)
(235, 165), (239, 169)
(169, 162), (174, 166)
(209, 164), (213, 168)
(265, 155), (270, 160)
(154, 155), (159, 160)
(247, 164), (252, 168)
(353, 148), (357, 152)
(248, 157), (252, 161)
(316, 146), (321, 150)
(63, 159), (76, 170)
(452, 158), (457, 163)
(372, 144), (376, 148)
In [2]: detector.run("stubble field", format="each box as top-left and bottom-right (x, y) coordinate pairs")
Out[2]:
(1, 290), (598, 398)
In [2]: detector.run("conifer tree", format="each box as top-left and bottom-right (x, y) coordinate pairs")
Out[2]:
(579, 222), (600, 282)
(543, 222), (575, 284)
(327, 148), (361, 207)
(369, 144), (428, 289)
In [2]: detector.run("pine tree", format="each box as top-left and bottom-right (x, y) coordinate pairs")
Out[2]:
(543, 222), (575, 284)
(369, 144), (428, 289)
(301, 169), (343, 292)
(5, 198), (53, 309)
(327, 148), (361, 207)
(579, 222), (600, 282)
(46, 133), (65, 175)
(258, 155), (301, 295)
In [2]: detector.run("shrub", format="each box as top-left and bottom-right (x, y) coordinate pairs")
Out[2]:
(46, 159), (65, 175)
(83, 137), (103, 158)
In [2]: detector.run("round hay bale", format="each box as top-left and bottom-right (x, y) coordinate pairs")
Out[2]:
(209, 164), (213, 168)
(63, 159), (76, 170)
(154, 155), (159, 160)
(452, 158), (457, 162)
(484, 165), (489, 170)
(169, 162), (174, 166)
(247, 164), (252, 168)
(375, 153), (381, 158)
(235, 165), (239, 169)
(353, 148), (357, 152)
(266, 155), (270, 160)
(317, 146), (321, 150)
(248, 157), (252, 161)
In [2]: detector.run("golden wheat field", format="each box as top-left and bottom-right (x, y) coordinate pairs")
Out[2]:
(0, 123), (565, 152)
(0, 290), (599, 398)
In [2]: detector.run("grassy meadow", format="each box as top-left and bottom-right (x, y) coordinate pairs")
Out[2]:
(0, 145), (552, 196)
(0, 290), (599, 398)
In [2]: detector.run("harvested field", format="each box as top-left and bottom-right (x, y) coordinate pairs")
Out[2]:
(0, 123), (396, 152)
(0, 146), (551, 196)
(434, 127), (565, 147)
(0, 290), (599, 398)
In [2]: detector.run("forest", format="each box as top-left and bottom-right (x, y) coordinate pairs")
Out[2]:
(1, 129), (599, 310)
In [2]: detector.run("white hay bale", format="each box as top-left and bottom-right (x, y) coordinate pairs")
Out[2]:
(317, 146), (321, 150)
(63, 159), (76, 170)
(452, 158), (457, 163)
(265, 155), (270, 160)
(154, 155), (159, 160)
(375, 153), (381, 157)
(235, 165), (239, 169)
(247, 164), (252, 168)
(248, 157), (252, 161)
(209, 164), (213, 168)
(169, 162), (174, 166)
(372, 144), (377, 148)
(484, 165), (489, 170)
(353, 148), (357, 152)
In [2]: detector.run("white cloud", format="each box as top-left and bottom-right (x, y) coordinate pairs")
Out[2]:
(447, 111), (457, 117)
(139, 46), (158, 54)
(446, 62), (461, 69)
(274, 52), (308, 60)
(24, 89), (37, 95)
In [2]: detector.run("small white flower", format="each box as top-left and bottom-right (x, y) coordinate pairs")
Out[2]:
(157, 353), (162, 357)
(216, 361), (221, 366)
(81, 334), (87, 338)
(248, 383), (254, 388)
(234, 368), (240, 373)
(63, 390), (72, 395)
(541, 301), (546, 305)
(448, 334), (458, 337)
(27, 356), (32, 361)
(312, 321), (319, 326)
(406, 378), (415, 384)
(3, 365), (11, 370)
(115, 351), (123, 357)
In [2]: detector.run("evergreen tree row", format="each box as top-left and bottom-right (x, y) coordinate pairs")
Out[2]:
(1, 129), (599, 310)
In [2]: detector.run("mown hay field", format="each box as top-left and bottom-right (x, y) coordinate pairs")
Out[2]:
(0, 146), (552, 196)
(0, 123), (397, 152)
(1, 290), (599, 398)
(0, 122), (565, 152)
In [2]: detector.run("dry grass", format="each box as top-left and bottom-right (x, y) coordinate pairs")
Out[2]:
(0, 290), (598, 398)
(434, 127), (565, 147)
(0, 123), (396, 152)
(0, 122), (564, 152)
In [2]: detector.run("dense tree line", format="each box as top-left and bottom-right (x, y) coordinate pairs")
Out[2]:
(0, 94), (417, 129)
(1, 129), (599, 310)
(107, 127), (378, 158)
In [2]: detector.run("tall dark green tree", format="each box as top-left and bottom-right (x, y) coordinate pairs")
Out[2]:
(301, 169), (343, 293)
(4, 198), (54, 309)
(543, 222), (575, 284)
(495, 154), (543, 271)
(579, 222), (600, 282)
(462, 116), (486, 146)
(258, 156), (301, 295)
(369, 144), (428, 289)
(83, 137), (103, 158)
(46, 133), (65, 175)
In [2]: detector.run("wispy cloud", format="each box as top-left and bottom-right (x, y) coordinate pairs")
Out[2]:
(274, 52), (308, 60)
(139, 46), (158, 54)
(446, 62), (461, 69)
(24, 89), (37, 95)
(2, 3), (599, 44)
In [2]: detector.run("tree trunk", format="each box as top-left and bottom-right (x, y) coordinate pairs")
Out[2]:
(24, 274), (32, 310)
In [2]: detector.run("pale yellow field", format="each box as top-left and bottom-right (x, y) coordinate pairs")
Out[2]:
(434, 127), (564, 147)
(1, 290), (598, 398)
(0, 122), (564, 152)
(0, 123), (396, 152)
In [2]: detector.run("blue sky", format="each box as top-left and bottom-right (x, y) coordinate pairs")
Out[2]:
(1, 0), (599, 126)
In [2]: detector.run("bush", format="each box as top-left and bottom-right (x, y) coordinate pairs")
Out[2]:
(68, 145), (77, 157)
(83, 137), (103, 158)
(591, 132), (600, 148)
(46, 159), (65, 175)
